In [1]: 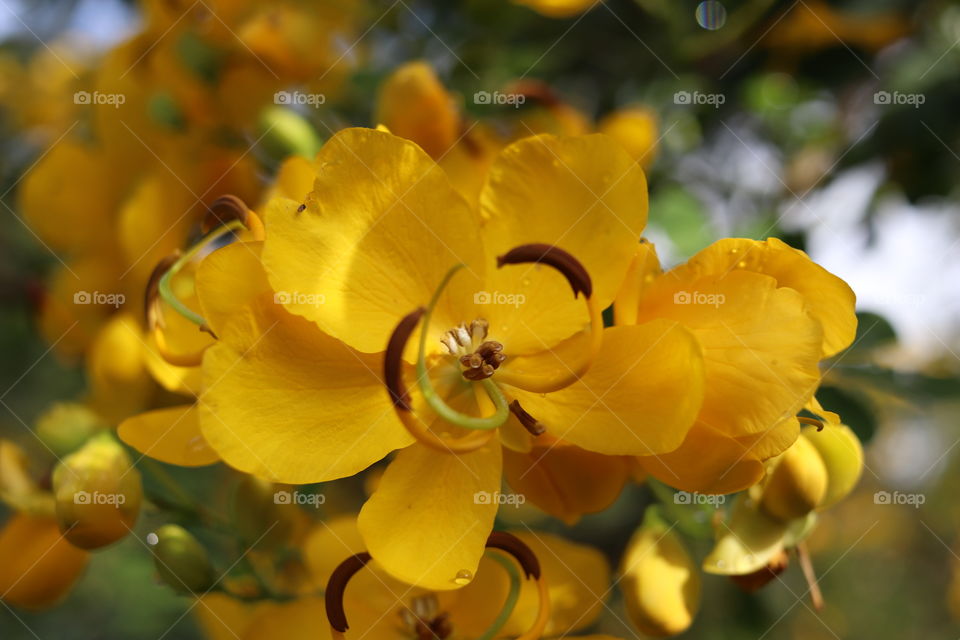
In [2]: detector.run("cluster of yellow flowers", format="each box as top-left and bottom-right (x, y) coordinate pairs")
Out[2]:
(2, 1), (866, 637)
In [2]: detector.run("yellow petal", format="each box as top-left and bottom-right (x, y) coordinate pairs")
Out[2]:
(613, 240), (662, 326)
(357, 441), (502, 591)
(199, 294), (412, 483)
(703, 495), (792, 575)
(639, 418), (799, 495)
(86, 312), (154, 423)
(261, 127), (485, 356)
(263, 155), (317, 203)
(503, 436), (631, 524)
(195, 241), (270, 340)
(509, 321), (704, 456)
(637, 269), (823, 438)
(194, 593), (259, 640)
(513, 0), (599, 19)
(376, 61), (460, 158)
(0, 513), (88, 609)
(244, 597), (332, 640)
(678, 237), (856, 357)
(479, 134), (648, 355)
(118, 404), (219, 467)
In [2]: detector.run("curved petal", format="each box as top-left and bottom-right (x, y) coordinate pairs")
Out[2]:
(262, 128), (486, 356)
(639, 418), (800, 495)
(0, 513), (88, 610)
(118, 404), (220, 467)
(195, 241), (270, 339)
(677, 237), (856, 358)
(86, 312), (154, 424)
(376, 61), (459, 158)
(637, 269), (823, 438)
(503, 436), (631, 524)
(357, 441), (502, 591)
(479, 134), (649, 355)
(199, 295), (412, 483)
(509, 321), (704, 456)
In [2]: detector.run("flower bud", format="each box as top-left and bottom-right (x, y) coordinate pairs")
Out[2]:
(620, 509), (700, 637)
(150, 524), (214, 594)
(801, 423), (863, 509)
(52, 433), (142, 549)
(759, 434), (828, 522)
(0, 513), (88, 609)
(35, 403), (105, 458)
(598, 107), (659, 170)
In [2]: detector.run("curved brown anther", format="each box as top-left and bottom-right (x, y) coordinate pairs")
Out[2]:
(461, 353), (483, 369)
(144, 253), (181, 329)
(202, 195), (250, 233)
(385, 308), (425, 411)
(509, 400), (545, 436)
(325, 552), (372, 633)
(497, 243), (592, 299)
(485, 531), (541, 580)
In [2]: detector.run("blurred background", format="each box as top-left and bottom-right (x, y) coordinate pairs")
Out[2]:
(1, 0), (960, 637)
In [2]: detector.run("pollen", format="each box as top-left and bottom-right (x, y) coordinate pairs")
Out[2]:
(440, 318), (506, 380)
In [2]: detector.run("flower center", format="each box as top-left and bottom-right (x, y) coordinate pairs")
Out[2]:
(440, 318), (506, 381)
(399, 594), (452, 640)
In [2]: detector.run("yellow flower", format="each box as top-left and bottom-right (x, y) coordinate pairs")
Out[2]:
(0, 441), (89, 609)
(597, 107), (659, 171)
(618, 238), (857, 494)
(195, 515), (611, 640)
(198, 127), (704, 589)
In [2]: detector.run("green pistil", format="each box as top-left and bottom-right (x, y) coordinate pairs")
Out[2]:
(416, 264), (510, 431)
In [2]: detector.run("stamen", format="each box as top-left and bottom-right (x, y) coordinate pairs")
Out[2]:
(485, 531), (541, 579)
(797, 416), (825, 431)
(383, 307), (497, 454)
(415, 265), (510, 431)
(202, 195), (265, 241)
(324, 552), (372, 634)
(509, 400), (545, 436)
(495, 243), (603, 394)
(145, 253), (181, 330)
(384, 308), (425, 411)
(496, 243), (592, 299)
(481, 531), (552, 640)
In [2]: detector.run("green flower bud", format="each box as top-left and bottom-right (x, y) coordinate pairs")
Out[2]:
(52, 433), (142, 549)
(35, 403), (105, 458)
(150, 524), (214, 594)
(759, 434), (828, 522)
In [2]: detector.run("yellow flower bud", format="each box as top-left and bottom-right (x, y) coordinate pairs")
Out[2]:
(151, 524), (214, 594)
(35, 402), (105, 458)
(0, 513), (88, 609)
(620, 511), (700, 637)
(52, 433), (142, 549)
(598, 107), (659, 171)
(375, 61), (459, 158)
(801, 424), (863, 510)
(759, 433), (828, 522)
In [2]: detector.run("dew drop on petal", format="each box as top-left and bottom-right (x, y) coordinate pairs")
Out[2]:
(696, 1), (727, 30)
(453, 569), (473, 585)
(716, 559), (727, 569)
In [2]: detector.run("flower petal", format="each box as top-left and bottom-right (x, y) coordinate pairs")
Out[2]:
(199, 294), (412, 483)
(637, 269), (823, 438)
(118, 404), (220, 467)
(509, 321), (704, 456)
(262, 127), (486, 356)
(639, 418), (800, 494)
(357, 441), (501, 591)
(678, 237), (856, 358)
(479, 134), (649, 355)
(503, 436), (631, 524)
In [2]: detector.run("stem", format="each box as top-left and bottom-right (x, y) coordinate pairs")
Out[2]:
(796, 542), (824, 610)
(476, 552), (522, 640)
